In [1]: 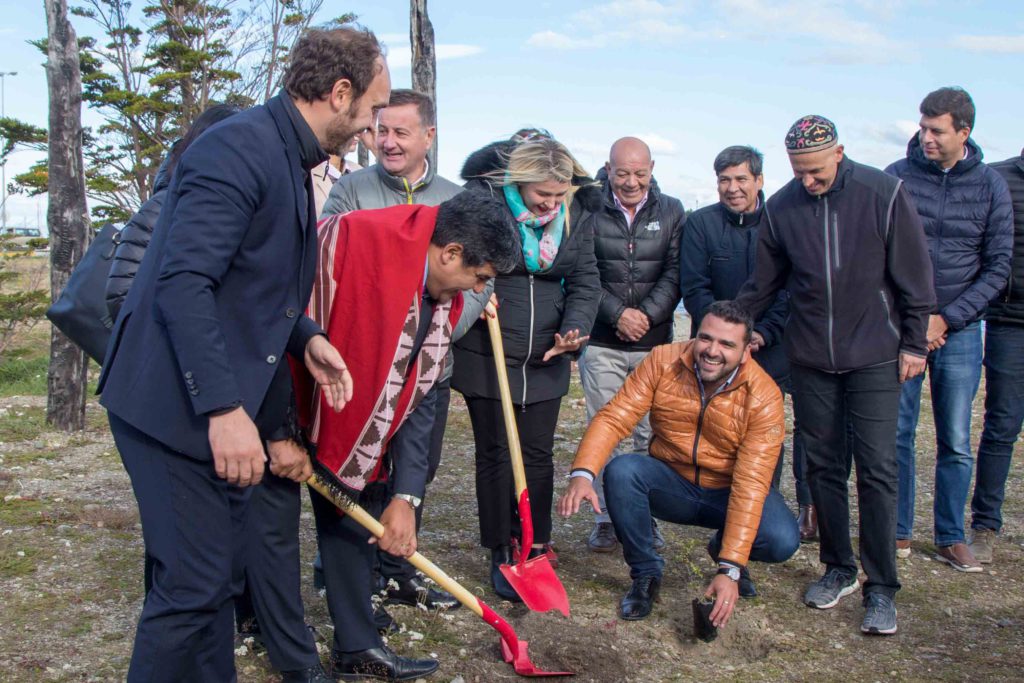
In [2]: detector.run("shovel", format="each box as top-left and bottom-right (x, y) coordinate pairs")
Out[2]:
(486, 314), (571, 617)
(306, 472), (573, 677)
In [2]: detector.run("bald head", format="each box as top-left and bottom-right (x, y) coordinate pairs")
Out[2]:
(605, 137), (654, 210)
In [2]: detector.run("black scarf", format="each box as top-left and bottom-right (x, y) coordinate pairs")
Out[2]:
(278, 88), (329, 171)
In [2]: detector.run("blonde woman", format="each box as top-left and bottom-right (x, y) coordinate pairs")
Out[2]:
(453, 137), (602, 601)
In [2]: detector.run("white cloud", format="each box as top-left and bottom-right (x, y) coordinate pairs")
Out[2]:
(951, 34), (1024, 53)
(525, 0), (697, 50)
(719, 0), (895, 49)
(379, 33), (483, 69)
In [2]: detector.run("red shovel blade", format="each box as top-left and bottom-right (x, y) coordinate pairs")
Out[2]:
(500, 634), (574, 677)
(500, 554), (571, 618)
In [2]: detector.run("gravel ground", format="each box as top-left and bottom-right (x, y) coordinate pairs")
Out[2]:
(1, 363), (1022, 682)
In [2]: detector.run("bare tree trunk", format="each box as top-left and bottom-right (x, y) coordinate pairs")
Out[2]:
(410, 0), (437, 169)
(44, 0), (90, 431)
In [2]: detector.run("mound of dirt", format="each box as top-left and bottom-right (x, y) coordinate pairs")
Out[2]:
(496, 610), (629, 682)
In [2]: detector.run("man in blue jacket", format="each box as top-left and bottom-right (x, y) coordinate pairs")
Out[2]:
(681, 145), (816, 551)
(885, 87), (1012, 572)
(98, 28), (391, 682)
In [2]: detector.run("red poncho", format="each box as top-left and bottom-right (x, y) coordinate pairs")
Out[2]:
(292, 205), (464, 492)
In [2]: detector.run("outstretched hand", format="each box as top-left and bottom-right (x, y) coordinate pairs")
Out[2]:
(305, 335), (353, 412)
(557, 476), (601, 517)
(542, 329), (589, 362)
(705, 574), (739, 628)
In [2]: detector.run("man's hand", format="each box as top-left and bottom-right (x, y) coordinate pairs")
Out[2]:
(304, 335), (353, 412)
(749, 331), (766, 352)
(267, 439), (313, 482)
(925, 314), (949, 351)
(705, 573), (739, 628)
(209, 407), (265, 487)
(480, 292), (499, 320)
(542, 329), (590, 362)
(615, 308), (650, 342)
(557, 476), (602, 517)
(371, 498), (418, 558)
(899, 351), (927, 383)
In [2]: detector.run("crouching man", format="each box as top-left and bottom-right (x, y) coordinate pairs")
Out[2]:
(557, 300), (799, 627)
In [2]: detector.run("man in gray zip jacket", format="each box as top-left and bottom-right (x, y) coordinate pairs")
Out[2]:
(737, 115), (934, 637)
(319, 88), (476, 622)
(321, 89), (462, 215)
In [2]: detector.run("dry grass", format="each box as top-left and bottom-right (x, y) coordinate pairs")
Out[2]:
(0, 317), (1021, 682)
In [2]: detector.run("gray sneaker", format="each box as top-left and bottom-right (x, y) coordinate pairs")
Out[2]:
(652, 519), (666, 552)
(587, 522), (618, 553)
(804, 568), (859, 609)
(967, 527), (996, 564)
(861, 593), (898, 635)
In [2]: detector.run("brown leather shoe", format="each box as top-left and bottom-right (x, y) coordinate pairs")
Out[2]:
(896, 539), (912, 559)
(798, 505), (818, 543)
(935, 542), (983, 573)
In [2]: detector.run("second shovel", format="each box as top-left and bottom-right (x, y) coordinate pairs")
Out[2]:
(486, 313), (570, 617)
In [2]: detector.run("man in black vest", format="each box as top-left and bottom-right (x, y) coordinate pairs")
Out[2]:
(968, 146), (1024, 566)
(577, 136), (685, 553)
(98, 28), (391, 682)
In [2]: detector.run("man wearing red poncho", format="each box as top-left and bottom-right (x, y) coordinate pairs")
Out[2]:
(294, 192), (518, 680)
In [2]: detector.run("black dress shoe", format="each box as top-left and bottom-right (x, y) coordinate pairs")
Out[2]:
(619, 575), (661, 621)
(280, 662), (333, 683)
(385, 575), (460, 610)
(490, 545), (522, 603)
(331, 645), (439, 681)
(738, 568), (757, 598)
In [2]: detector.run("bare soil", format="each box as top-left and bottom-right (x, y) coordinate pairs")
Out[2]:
(1, 325), (1023, 681)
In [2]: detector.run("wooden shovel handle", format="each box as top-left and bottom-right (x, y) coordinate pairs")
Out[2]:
(486, 313), (528, 498)
(307, 473), (484, 618)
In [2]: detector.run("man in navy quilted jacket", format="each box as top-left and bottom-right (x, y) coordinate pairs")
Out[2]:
(885, 87), (1012, 572)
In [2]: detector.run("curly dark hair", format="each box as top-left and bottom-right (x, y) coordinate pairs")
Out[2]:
(704, 300), (754, 344)
(283, 27), (384, 103)
(920, 86), (975, 132)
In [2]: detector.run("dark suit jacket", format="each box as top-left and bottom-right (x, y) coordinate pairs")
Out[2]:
(99, 95), (322, 459)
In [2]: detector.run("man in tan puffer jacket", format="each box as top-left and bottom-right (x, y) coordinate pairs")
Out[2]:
(558, 300), (799, 627)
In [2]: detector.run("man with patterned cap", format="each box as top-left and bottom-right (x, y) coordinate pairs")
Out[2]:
(737, 115), (935, 636)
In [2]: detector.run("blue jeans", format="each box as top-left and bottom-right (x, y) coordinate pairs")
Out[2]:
(972, 323), (1024, 533)
(603, 453), (799, 578)
(896, 322), (983, 546)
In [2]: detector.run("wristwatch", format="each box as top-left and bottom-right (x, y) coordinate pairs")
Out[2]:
(716, 564), (741, 582)
(393, 493), (422, 510)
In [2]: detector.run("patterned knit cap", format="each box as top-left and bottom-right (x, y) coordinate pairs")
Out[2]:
(785, 115), (838, 154)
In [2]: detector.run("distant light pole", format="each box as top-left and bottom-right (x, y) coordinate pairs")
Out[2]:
(1, 71), (18, 232)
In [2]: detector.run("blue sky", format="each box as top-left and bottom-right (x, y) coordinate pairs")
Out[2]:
(2, 0), (1023, 229)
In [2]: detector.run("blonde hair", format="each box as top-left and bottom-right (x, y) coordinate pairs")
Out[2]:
(489, 138), (592, 232)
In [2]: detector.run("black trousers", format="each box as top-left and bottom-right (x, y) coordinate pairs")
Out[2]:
(377, 379), (451, 584)
(233, 467), (318, 672)
(465, 396), (561, 549)
(309, 483), (390, 654)
(110, 413), (250, 683)
(791, 362), (901, 598)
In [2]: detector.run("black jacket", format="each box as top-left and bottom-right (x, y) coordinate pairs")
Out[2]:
(105, 156), (173, 320)
(581, 169), (684, 350)
(98, 93), (324, 457)
(452, 142), (602, 404)
(885, 137), (1012, 330)
(737, 155), (935, 373)
(680, 193), (790, 381)
(987, 150), (1024, 325)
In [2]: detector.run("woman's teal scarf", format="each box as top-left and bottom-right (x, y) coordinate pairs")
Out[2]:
(503, 182), (565, 273)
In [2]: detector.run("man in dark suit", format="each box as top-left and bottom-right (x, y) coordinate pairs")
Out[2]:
(98, 28), (391, 682)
